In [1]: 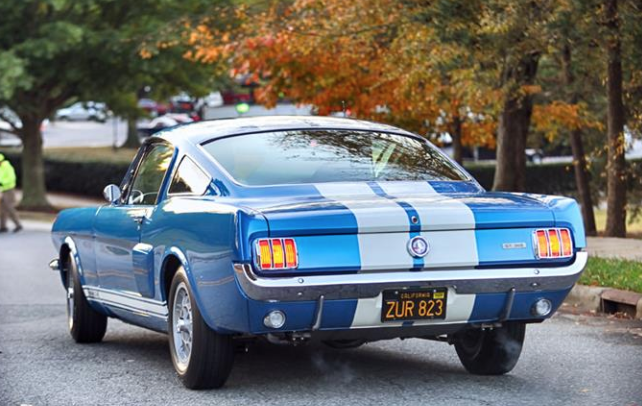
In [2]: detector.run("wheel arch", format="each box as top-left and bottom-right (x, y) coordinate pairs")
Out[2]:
(160, 246), (231, 333)
(59, 236), (81, 288)
(161, 251), (184, 303)
(160, 247), (197, 303)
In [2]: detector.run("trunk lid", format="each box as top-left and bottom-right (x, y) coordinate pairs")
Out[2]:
(242, 182), (555, 236)
(237, 181), (567, 274)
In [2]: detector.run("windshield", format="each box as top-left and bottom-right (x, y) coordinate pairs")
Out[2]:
(202, 129), (469, 186)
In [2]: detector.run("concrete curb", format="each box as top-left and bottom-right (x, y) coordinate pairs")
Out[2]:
(567, 284), (642, 319)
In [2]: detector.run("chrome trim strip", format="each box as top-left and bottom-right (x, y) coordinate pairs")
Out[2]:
(234, 252), (588, 301)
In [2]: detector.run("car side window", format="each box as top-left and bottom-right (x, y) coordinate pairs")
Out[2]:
(119, 146), (147, 203)
(168, 156), (210, 196)
(128, 144), (174, 205)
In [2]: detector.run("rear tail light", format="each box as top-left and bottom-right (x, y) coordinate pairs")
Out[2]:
(271, 239), (285, 268)
(255, 238), (298, 270)
(533, 228), (574, 259)
(257, 239), (272, 269)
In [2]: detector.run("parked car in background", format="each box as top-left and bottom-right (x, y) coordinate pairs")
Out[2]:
(49, 116), (587, 390)
(138, 98), (168, 117)
(169, 93), (196, 114)
(195, 91), (224, 111)
(55, 102), (109, 122)
(525, 148), (545, 164)
(136, 113), (194, 138)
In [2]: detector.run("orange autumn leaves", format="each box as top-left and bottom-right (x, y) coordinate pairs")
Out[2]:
(533, 101), (603, 141)
(186, 0), (592, 149)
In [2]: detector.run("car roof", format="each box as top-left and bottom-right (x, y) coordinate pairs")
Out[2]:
(157, 115), (413, 146)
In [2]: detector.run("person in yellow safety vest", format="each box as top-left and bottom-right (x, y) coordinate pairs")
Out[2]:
(0, 153), (22, 233)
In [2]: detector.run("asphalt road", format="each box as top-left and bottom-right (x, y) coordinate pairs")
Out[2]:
(0, 119), (128, 148)
(1, 224), (641, 406)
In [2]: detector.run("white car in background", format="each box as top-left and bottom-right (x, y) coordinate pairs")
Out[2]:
(55, 102), (109, 122)
(137, 113), (194, 138)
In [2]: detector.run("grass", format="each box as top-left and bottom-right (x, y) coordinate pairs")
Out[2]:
(44, 147), (137, 164)
(594, 208), (642, 235)
(0, 146), (137, 165)
(579, 257), (642, 293)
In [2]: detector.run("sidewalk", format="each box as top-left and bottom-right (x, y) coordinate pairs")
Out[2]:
(586, 237), (642, 261)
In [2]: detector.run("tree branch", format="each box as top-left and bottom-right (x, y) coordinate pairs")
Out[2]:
(0, 108), (22, 137)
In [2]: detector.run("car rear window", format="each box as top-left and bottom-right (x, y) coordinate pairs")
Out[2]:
(202, 129), (469, 186)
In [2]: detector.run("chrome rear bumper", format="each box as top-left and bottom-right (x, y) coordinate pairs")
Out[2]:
(234, 252), (588, 301)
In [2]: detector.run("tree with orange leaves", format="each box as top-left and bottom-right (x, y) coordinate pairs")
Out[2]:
(189, 0), (642, 240)
(189, 0), (499, 163)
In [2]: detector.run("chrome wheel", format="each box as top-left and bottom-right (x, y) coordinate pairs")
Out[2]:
(172, 282), (193, 372)
(66, 267), (75, 330)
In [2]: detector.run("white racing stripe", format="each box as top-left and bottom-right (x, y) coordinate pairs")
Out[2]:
(377, 181), (476, 231)
(316, 181), (480, 328)
(350, 288), (476, 328)
(83, 286), (168, 319)
(378, 181), (479, 269)
(314, 182), (413, 271)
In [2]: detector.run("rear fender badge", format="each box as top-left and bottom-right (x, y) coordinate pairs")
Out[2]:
(502, 242), (527, 250)
(407, 236), (430, 258)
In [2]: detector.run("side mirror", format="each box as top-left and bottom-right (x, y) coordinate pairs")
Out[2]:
(103, 184), (122, 205)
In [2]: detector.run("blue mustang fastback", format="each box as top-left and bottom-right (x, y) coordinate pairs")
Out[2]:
(50, 116), (587, 389)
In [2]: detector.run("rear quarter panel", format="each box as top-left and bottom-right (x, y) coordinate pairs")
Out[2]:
(145, 197), (268, 333)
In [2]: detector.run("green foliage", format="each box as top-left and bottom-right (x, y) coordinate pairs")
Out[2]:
(0, 51), (30, 100)
(579, 257), (642, 293)
(0, 0), (228, 120)
(0, 0), (231, 208)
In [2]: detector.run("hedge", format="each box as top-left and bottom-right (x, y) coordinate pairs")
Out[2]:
(465, 162), (578, 196)
(0, 149), (639, 199)
(2, 151), (130, 198)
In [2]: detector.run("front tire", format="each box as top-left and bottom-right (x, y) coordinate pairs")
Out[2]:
(66, 253), (107, 343)
(453, 322), (526, 375)
(168, 267), (235, 389)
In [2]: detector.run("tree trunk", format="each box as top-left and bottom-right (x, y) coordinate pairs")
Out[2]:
(604, 0), (627, 237)
(451, 114), (463, 164)
(561, 44), (597, 236)
(122, 115), (140, 149)
(569, 129), (597, 235)
(19, 116), (51, 211)
(492, 54), (539, 192)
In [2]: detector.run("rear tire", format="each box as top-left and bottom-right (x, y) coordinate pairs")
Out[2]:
(168, 267), (235, 389)
(453, 322), (526, 375)
(67, 253), (107, 343)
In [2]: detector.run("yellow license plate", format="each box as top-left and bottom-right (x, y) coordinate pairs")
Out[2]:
(381, 288), (447, 322)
